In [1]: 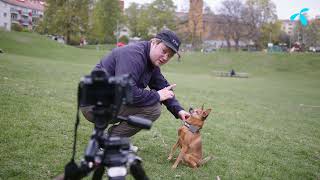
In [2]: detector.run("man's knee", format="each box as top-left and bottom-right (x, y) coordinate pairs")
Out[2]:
(80, 105), (94, 123)
(118, 103), (162, 122)
(151, 102), (162, 121)
(141, 102), (161, 122)
(80, 103), (162, 124)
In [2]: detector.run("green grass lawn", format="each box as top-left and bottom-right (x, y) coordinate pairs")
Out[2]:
(0, 30), (319, 179)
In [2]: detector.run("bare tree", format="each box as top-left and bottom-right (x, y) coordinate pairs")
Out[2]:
(217, 0), (245, 50)
(241, 0), (277, 48)
(304, 19), (320, 48)
(216, 0), (277, 50)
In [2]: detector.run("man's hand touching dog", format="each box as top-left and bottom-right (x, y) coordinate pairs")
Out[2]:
(158, 84), (190, 121)
(178, 110), (190, 121)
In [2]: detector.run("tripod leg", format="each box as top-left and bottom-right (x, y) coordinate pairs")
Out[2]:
(130, 160), (149, 180)
(92, 166), (105, 180)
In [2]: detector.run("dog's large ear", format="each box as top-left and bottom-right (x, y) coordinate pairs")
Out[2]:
(202, 109), (212, 120)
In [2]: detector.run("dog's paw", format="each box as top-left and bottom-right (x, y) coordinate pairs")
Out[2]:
(171, 165), (177, 169)
(167, 155), (173, 161)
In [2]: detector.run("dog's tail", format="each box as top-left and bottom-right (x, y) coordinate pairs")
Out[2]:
(199, 156), (213, 166)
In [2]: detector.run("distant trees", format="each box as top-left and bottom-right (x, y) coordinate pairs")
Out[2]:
(38, 0), (89, 45)
(258, 21), (282, 48)
(216, 0), (277, 50)
(38, 0), (123, 45)
(242, 0), (277, 47)
(90, 0), (122, 43)
(149, 0), (176, 31)
(125, 0), (176, 40)
(37, 0), (295, 49)
(125, 3), (142, 38)
(125, 3), (151, 39)
(302, 19), (320, 48)
(38, 0), (176, 44)
(217, 0), (245, 50)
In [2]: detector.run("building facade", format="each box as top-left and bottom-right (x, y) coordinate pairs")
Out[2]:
(0, 0), (44, 31)
(280, 20), (296, 36)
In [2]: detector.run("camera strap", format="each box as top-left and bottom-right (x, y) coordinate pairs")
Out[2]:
(64, 84), (82, 180)
(71, 83), (81, 161)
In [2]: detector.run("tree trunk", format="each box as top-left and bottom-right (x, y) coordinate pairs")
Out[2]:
(234, 38), (239, 51)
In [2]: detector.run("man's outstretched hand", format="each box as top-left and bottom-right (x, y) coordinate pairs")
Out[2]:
(158, 84), (176, 101)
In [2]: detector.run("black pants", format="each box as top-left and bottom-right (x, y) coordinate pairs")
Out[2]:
(80, 103), (161, 137)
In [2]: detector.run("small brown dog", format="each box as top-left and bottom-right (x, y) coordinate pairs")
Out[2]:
(168, 106), (212, 169)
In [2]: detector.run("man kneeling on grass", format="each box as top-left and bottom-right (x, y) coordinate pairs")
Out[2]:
(80, 30), (190, 150)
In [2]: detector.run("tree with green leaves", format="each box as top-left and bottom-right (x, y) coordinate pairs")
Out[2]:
(125, 3), (140, 37)
(148, 0), (176, 32)
(39, 0), (89, 45)
(259, 21), (282, 48)
(125, 0), (176, 40)
(90, 0), (122, 43)
(125, 3), (150, 39)
(136, 5), (153, 39)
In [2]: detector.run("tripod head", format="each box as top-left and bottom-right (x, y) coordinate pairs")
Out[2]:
(60, 70), (152, 180)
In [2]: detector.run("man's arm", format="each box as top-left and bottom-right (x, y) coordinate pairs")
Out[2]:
(148, 68), (186, 119)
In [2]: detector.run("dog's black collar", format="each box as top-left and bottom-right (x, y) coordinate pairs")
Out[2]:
(184, 121), (201, 133)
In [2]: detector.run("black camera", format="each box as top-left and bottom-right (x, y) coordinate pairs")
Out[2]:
(79, 70), (133, 124)
(80, 70), (133, 107)
(60, 70), (151, 180)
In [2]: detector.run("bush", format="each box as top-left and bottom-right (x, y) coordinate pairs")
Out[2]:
(11, 23), (23, 32)
(105, 35), (116, 44)
(34, 21), (48, 34)
(68, 35), (81, 46)
(21, 28), (31, 32)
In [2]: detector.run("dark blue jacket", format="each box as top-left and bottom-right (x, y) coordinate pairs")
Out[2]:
(94, 41), (184, 118)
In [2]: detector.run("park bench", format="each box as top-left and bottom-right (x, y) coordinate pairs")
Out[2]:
(212, 70), (249, 78)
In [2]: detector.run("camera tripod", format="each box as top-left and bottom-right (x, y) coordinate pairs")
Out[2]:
(61, 104), (151, 180)
(56, 71), (151, 180)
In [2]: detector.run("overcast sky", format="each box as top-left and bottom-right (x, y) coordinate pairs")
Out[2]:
(124, 0), (320, 20)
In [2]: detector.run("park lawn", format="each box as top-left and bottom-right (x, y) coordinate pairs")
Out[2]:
(0, 30), (319, 179)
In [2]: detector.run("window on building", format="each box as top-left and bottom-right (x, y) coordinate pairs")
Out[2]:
(22, 15), (28, 20)
(11, 13), (18, 20)
(23, 8), (28, 14)
(4, 12), (7, 17)
(32, 18), (37, 23)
